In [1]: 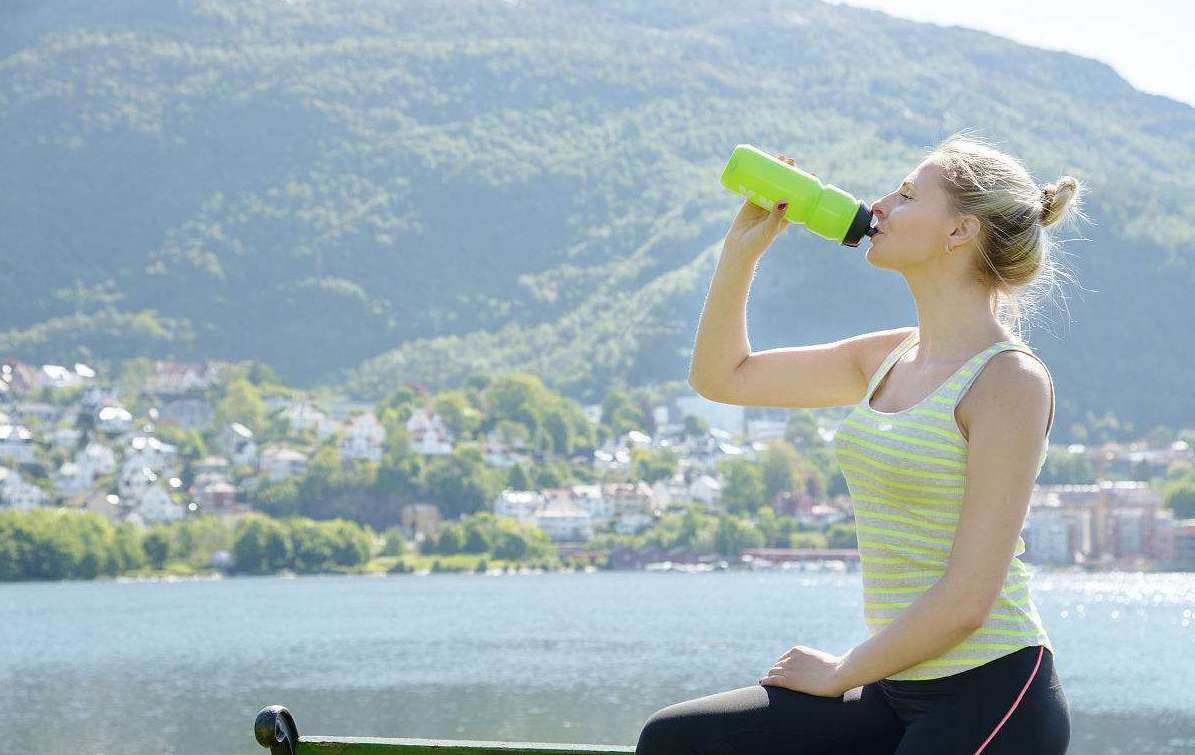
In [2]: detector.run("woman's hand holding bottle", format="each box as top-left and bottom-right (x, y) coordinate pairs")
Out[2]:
(721, 153), (811, 261)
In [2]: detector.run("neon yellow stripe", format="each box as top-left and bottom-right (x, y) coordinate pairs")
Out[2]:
(867, 583), (936, 595)
(955, 640), (1037, 651)
(836, 448), (963, 480)
(852, 496), (959, 527)
(846, 476), (963, 506)
(857, 523), (953, 547)
(846, 414), (966, 444)
(998, 592), (1032, 609)
(835, 434), (965, 471)
(843, 416), (965, 453)
(896, 653), (1038, 670)
(870, 607), (1033, 624)
(909, 407), (954, 421)
(929, 395), (954, 406)
(859, 537), (946, 557)
(861, 554), (944, 567)
(865, 569), (944, 581)
(840, 463), (964, 494)
(966, 626), (1043, 638)
(856, 506), (957, 534)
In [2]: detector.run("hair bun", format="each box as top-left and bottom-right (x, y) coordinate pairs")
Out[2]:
(1040, 176), (1080, 228)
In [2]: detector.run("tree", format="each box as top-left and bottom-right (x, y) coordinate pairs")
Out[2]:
(633, 447), (678, 483)
(1163, 479), (1195, 520)
(143, 528), (172, 569)
(682, 414), (708, 438)
(1038, 448), (1096, 485)
(506, 462), (532, 490)
(434, 390), (483, 440)
(716, 457), (765, 515)
(436, 522), (465, 554)
(760, 441), (803, 504)
(714, 514), (765, 557)
(425, 443), (501, 519)
(785, 409), (820, 448)
(600, 387), (645, 437)
(463, 515), (493, 553)
(826, 522), (858, 549)
(215, 376), (265, 433)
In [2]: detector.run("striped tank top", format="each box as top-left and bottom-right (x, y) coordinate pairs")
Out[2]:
(831, 328), (1055, 681)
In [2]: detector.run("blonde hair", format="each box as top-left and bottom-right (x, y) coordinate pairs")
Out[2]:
(927, 130), (1090, 341)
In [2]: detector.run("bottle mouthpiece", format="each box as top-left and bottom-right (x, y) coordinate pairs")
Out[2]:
(841, 203), (874, 247)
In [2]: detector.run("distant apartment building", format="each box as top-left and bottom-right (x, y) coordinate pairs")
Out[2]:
(1025, 481), (1172, 566)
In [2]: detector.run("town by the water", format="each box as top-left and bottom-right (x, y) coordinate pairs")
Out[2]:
(2, 357), (1193, 581)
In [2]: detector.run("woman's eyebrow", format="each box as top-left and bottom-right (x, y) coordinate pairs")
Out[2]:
(900, 179), (915, 191)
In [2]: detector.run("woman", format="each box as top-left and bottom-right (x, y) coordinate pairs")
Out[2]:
(636, 133), (1083, 754)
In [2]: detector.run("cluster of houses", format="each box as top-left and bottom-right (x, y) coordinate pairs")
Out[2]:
(3, 357), (1195, 569)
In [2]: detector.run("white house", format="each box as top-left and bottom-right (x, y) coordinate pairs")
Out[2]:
(280, 402), (337, 438)
(76, 442), (117, 479)
(746, 418), (788, 443)
(338, 412), (385, 463)
(199, 480), (237, 512)
(15, 401), (59, 426)
(55, 461), (93, 494)
(493, 489), (546, 524)
(568, 483), (615, 522)
(137, 483), (184, 523)
(48, 426), (83, 449)
(118, 460), (159, 499)
(126, 435), (179, 473)
(144, 361), (226, 396)
(688, 474), (723, 506)
(534, 498), (594, 543)
(0, 424), (36, 464)
(38, 363), (94, 390)
(96, 405), (135, 434)
(219, 423), (258, 468)
(259, 446), (309, 481)
(405, 408), (453, 455)
(1, 473), (47, 510)
(159, 398), (214, 430)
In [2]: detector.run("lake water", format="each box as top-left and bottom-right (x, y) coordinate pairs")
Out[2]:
(1, 569), (1193, 754)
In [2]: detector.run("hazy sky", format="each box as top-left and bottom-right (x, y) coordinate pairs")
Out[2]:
(829, 0), (1194, 107)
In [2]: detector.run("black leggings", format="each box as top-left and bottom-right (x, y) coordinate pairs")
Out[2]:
(636, 645), (1070, 754)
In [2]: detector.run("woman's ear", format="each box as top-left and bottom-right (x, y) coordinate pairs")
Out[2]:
(948, 213), (981, 249)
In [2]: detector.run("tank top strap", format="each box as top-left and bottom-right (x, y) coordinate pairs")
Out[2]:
(865, 329), (919, 401)
(941, 339), (1056, 437)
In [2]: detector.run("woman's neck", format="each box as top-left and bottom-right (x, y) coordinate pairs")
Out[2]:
(903, 272), (1012, 364)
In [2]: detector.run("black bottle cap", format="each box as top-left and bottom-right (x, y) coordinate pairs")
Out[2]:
(842, 203), (873, 247)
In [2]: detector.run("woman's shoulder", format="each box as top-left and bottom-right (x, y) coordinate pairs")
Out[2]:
(959, 347), (1054, 439)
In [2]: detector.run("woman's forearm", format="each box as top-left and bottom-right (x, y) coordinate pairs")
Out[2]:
(834, 579), (981, 691)
(687, 247), (761, 395)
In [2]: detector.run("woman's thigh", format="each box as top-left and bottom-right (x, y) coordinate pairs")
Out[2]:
(636, 682), (905, 755)
(892, 647), (1071, 755)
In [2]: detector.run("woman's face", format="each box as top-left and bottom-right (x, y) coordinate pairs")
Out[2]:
(865, 159), (959, 270)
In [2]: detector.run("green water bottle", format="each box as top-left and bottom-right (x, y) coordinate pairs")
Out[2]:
(720, 144), (876, 247)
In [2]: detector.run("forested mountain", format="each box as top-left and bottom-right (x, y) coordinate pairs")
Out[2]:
(2, 0), (1192, 440)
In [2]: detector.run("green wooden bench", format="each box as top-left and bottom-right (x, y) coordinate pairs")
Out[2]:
(254, 706), (637, 755)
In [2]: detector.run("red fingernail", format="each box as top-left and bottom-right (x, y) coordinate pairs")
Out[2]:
(777, 202), (788, 211)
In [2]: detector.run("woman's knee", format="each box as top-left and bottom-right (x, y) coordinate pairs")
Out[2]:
(636, 705), (693, 755)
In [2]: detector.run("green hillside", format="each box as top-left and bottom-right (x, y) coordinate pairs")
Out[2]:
(1, 0), (1192, 439)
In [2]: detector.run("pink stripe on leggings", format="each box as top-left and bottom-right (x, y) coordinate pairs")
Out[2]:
(972, 645), (1044, 754)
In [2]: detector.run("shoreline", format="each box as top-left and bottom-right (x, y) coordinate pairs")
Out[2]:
(1, 562), (1188, 585)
